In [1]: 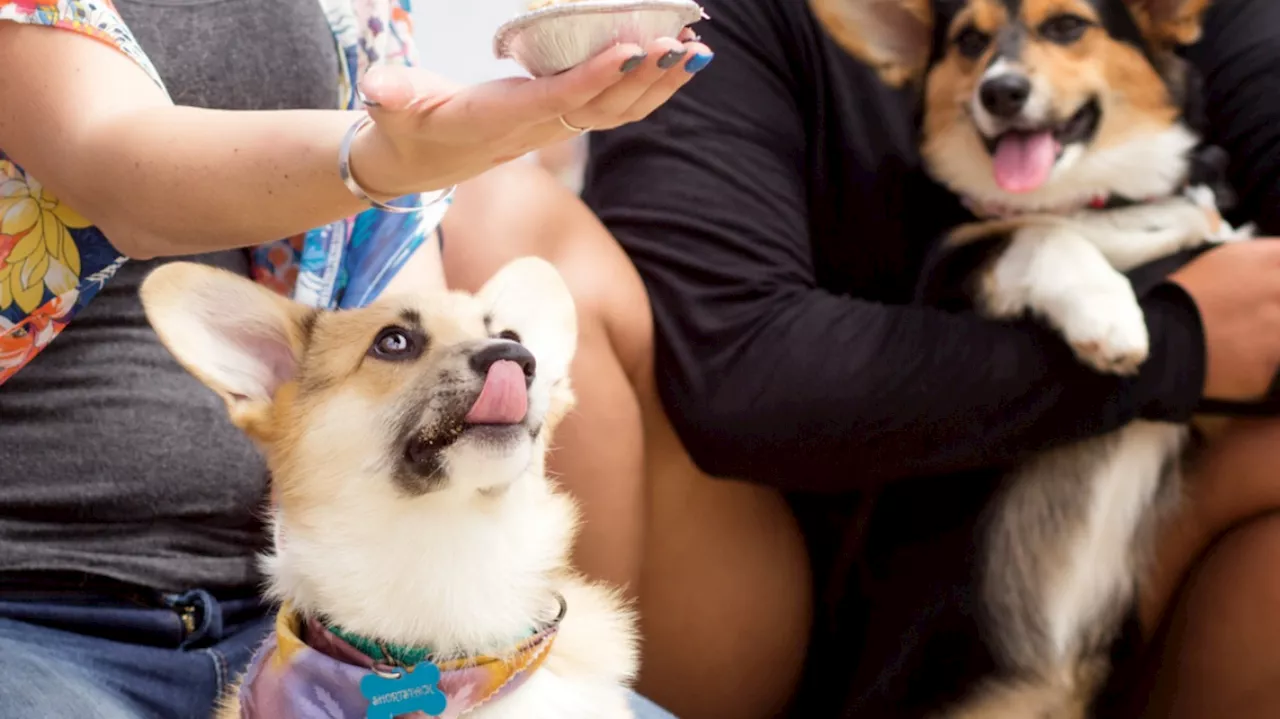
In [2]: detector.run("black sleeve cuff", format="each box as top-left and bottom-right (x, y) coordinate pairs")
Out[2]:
(1131, 281), (1206, 423)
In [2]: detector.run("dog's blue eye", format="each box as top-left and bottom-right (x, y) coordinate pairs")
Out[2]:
(1039, 14), (1090, 44)
(955, 26), (991, 60)
(370, 327), (423, 360)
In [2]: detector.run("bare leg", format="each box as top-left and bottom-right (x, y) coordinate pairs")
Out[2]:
(1140, 419), (1280, 630)
(440, 163), (811, 719)
(1135, 419), (1280, 716)
(1146, 514), (1280, 718)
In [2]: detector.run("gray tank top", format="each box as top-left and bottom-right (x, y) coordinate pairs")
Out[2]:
(0, 0), (339, 591)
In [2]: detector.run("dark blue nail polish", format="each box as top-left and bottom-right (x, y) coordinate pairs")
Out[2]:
(620, 53), (647, 73)
(684, 52), (714, 73)
(657, 49), (689, 69)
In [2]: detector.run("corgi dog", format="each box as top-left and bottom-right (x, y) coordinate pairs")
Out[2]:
(139, 257), (639, 719)
(811, 0), (1252, 716)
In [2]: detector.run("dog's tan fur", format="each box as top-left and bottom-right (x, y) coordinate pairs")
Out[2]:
(140, 257), (639, 719)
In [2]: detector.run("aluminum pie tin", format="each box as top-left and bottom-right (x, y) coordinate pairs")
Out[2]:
(494, 0), (708, 78)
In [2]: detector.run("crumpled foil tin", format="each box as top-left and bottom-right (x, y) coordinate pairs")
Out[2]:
(494, 0), (708, 78)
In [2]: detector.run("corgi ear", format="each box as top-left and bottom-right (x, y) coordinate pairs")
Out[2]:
(139, 262), (315, 437)
(810, 0), (933, 87)
(476, 256), (578, 387)
(1128, 0), (1212, 46)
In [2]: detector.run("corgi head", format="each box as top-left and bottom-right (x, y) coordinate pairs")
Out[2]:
(140, 255), (577, 512)
(141, 257), (581, 647)
(812, 0), (1214, 213)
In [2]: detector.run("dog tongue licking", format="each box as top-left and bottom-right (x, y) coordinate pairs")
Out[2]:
(465, 360), (529, 425)
(992, 131), (1057, 194)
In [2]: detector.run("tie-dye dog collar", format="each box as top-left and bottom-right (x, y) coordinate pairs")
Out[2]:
(237, 595), (565, 718)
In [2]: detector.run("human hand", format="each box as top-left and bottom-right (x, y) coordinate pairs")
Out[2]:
(347, 32), (712, 197)
(1170, 239), (1280, 402)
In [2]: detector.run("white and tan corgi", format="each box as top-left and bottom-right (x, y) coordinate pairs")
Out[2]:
(139, 257), (638, 719)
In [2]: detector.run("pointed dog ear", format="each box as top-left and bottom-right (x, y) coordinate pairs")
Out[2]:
(810, 0), (934, 87)
(476, 256), (579, 432)
(1127, 0), (1213, 46)
(139, 262), (315, 440)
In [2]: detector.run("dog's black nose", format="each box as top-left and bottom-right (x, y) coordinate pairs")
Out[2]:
(980, 75), (1032, 119)
(469, 341), (536, 385)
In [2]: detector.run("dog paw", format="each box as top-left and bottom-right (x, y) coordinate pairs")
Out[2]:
(1058, 294), (1150, 376)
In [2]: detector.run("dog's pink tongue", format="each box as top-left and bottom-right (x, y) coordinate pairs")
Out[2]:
(465, 360), (528, 425)
(993, 131), (1057, 194)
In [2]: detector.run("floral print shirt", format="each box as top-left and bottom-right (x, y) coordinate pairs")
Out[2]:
(0, 0), (449, 385)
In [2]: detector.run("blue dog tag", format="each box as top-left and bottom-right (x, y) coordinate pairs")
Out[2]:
(359, 663), (448, 719)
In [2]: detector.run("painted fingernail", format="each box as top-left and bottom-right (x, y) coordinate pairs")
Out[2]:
(684, 52), (714, 73)
(620, 53), (647, 73)
(657, 48), (689, 69)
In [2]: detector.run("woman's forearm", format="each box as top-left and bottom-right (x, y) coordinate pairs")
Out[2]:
(0, 22), (416, 259)
(84, 106), (401, 259)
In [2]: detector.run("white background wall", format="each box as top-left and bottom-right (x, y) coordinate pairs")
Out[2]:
(412, 0), (530, 85)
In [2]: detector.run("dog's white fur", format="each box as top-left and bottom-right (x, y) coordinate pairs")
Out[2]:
(140, 257), (639, 719)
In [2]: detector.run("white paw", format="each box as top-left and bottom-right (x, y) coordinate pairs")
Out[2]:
(1057, 292), (1150, 376)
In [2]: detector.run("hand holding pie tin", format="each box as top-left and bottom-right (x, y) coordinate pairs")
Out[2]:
(494, 0), (709, 78)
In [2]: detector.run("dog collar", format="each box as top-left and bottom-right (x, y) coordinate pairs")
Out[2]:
(237, 595), (565, 719)
(322, 591), (566, 674)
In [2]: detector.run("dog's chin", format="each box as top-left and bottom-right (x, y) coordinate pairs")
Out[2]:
(399, 419), (540, 496)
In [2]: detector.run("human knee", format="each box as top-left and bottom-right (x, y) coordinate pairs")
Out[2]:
(1185, 419), (1280, 547)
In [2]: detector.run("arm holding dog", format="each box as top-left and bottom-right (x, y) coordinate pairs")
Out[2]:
(584, 0), (1207, 490)
(586, 0), (1280, 491)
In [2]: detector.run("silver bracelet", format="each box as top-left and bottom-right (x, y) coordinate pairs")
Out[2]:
(338, 113), (456, 214)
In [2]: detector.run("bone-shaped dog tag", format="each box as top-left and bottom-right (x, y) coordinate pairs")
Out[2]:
(359, 663), (448, 719)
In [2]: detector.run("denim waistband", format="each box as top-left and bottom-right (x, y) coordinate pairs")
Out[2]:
(0, 570), (269, 650)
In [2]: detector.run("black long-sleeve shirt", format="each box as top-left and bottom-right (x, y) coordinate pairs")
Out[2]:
(583, 0), (1280, 714)
(584, 0), (1280, 492)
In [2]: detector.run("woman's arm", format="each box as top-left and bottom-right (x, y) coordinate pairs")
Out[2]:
(583, 0), (1214, 491)
(0, 21), (708, 260)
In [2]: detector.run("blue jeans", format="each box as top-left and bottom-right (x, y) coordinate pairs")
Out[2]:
(0, 590), (676, 718)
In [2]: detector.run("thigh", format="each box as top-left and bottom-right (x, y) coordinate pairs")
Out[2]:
(1130, 514), (1280, 719)
(1140, 418), (1280, 632)
(0, 617), (143, 719)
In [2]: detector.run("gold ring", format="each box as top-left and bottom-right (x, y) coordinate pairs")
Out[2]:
(559, 115), (592, 134)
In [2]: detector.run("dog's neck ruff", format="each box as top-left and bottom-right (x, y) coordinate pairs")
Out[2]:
(237, 595), (565, 718)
